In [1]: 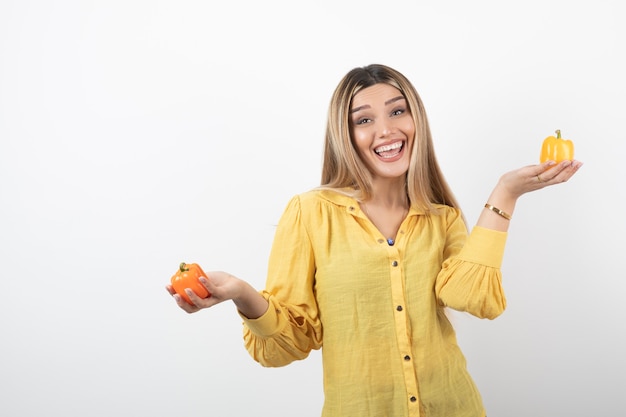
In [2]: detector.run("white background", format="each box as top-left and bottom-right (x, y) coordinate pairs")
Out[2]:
(1, 1), (624, 416)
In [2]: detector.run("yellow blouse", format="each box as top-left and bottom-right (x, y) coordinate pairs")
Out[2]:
(241, 189), (507, 417)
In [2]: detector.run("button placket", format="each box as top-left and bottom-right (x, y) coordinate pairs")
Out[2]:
(387, 250), (420, 414)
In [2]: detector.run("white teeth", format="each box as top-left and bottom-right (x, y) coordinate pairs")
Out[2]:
(375, 142), (403, 154)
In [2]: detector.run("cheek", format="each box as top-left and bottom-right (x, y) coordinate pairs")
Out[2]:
(351, 131), (371, 155)
(398, 120), (415, 151)
(400, 118), (416, 136)
(401, 120), (416, 148)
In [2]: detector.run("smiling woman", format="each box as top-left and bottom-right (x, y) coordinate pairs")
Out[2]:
(165, 64), (583, 417)
(351, 84), (415, 179)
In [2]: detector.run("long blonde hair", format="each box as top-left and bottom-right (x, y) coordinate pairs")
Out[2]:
(320, 64), (461, 214)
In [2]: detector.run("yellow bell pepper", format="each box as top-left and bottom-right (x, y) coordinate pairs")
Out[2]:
(540, 129), (574, 164)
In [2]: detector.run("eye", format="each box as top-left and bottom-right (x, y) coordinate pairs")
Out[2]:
(391, 108), (406, 117)
(354, 117), (372, 125)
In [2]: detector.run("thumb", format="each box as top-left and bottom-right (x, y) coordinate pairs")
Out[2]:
(200, 276), (217, 295)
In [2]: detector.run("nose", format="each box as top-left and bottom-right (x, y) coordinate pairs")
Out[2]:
(379, 119), (393, 138)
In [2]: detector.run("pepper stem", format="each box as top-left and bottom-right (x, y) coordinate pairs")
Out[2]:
(179, 262), (189, 272)
(555, 129), (561, 139)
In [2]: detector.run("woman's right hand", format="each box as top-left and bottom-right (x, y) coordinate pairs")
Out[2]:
(166, 271), (241, 314)
(165, 271), (269, 318)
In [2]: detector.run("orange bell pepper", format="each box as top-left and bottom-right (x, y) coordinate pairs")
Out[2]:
(170, 262), (210, 304)
(540, 129), (574, 164)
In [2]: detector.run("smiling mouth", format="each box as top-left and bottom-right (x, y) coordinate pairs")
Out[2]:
(374, 141), (404, 159)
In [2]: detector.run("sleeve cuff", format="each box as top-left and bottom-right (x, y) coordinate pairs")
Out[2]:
(457, 226), (508, 268)
(239, 294), (286, 338)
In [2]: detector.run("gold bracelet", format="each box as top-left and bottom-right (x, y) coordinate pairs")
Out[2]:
(484, 203), (512, 220)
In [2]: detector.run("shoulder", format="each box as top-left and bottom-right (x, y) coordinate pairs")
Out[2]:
(429, 203), (462, 217)
(275, 189), (357, 232)
(290, 188), (358, 210)
(421, 203), (466, 228)
(411, 203), (461, 218)
(278, 188), (358, 222)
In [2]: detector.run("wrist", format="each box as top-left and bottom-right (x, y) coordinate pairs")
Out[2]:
(231, 277), (248, 304)
(484, 203), (512, 220)
(488, 180), (518, 210)
(232, 279), (269, 319)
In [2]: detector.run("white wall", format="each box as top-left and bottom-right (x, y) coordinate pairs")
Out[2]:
(1, 1), (624, 416)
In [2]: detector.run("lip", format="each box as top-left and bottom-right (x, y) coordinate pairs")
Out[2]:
(373, 139), (406, 162)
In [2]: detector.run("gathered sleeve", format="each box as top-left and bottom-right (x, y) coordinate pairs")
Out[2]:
(240, 195), (323, 367)
(435, 210), (508, 320)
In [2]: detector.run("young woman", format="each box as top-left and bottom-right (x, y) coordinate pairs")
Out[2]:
(166, 64), (582, 416)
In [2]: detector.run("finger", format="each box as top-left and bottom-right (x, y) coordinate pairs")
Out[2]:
(531, 161), (556, 185)
(185, 284), (224, 310)
(551, 160), (583, 183)
(167, 286), (195, 309)
(535, 160), (557, 175)
(540, 160), (582, 185)
(538, 160), (571, 182)
(199, 276), (217, 295)
(172, 293), (200, 314)
(184, 288), (213, 308)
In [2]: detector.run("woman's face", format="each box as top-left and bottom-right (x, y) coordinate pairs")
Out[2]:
(350, 83), (415, 181)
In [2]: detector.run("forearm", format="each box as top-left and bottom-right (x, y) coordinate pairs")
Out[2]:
(233, 279), (270, 319)
(478, 179), (518, 232)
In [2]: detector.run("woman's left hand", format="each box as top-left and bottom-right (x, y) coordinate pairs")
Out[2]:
(498, 159), (583, 199)
(479, 159), (583, 231)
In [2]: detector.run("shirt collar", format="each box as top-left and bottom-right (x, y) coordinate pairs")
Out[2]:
(314, 187), (427, 216)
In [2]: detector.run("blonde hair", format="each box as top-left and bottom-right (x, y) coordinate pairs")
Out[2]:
(320, 64), (461, 213)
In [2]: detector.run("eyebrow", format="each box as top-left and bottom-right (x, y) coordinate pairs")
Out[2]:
(351, 95), (406, 113)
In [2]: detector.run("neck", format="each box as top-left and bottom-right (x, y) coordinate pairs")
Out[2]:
(367, 177), (409, 209)
(360, 180), (410, 243)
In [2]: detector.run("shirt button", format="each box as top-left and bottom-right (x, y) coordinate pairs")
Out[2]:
(396, 305), (403, 311)
(348, 206), (355, 211)
(377, 239), (385, 244)
(392, 260), (398, 267)
(410, 396), (417, 402)
(404, 355), (411, 361)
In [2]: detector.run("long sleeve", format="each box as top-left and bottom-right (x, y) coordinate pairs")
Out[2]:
(435, 216), (508, 319)
(241, 195), (323, 367)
